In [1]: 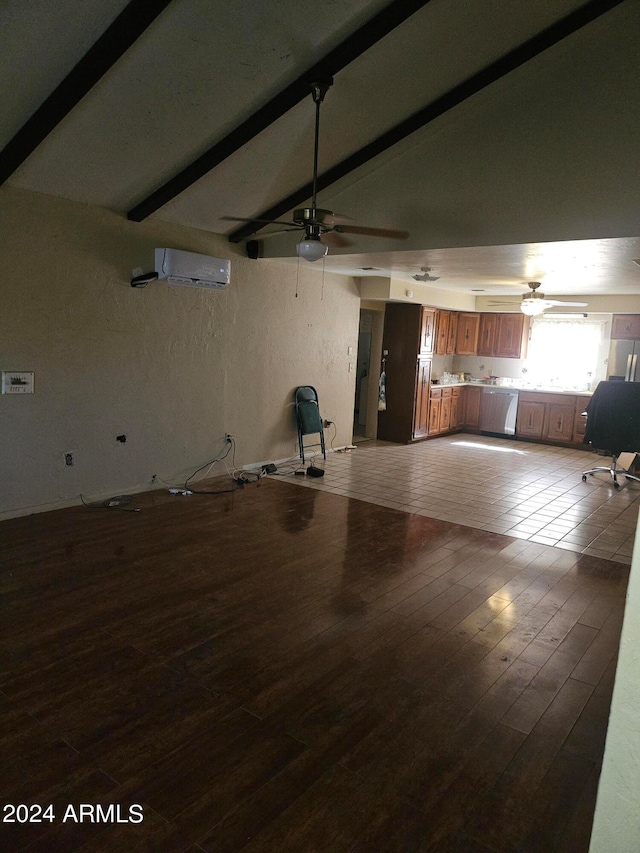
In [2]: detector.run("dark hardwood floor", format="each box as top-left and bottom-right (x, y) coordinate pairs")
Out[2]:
(0, 479), (629, 851)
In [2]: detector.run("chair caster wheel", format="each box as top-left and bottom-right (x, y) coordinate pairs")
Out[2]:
(581, 475), (587, 482)
(614, 482), (620, 490)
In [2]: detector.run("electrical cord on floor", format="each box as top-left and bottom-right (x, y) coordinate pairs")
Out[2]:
(267, 452), (306, 477)
(185, 437), (234, 489)
(187, 436), (241, 494)
(327, 421), (338, 451)
(80, 494), (140, 512)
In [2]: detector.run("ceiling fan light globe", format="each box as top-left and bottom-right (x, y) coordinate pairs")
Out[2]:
(520, 300), (546, 316)
(297, 237), (328, 262)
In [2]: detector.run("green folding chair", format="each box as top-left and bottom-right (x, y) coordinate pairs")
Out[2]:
(294, 386), (326, 462)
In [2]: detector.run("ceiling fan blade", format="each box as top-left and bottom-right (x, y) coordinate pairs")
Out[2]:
(251, 228), (302, 240)
(221, 215), (298, 228)
(546, 300), (589, 307)
(322, 231), (352, 249)
(333, 224), (409, 239)
(320, 211), (355, 226)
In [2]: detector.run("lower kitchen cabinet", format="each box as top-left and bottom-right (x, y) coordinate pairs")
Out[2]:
(463, 386), (482, 428)
(450, 389), (460, 429)
(516, 401), (545, 438)
(544, 402), (575, 443)
(574, 397), (588, 442)
(440, 395), (452, 432)
(517, 392), (588, 444)
(428, 395), (441, 434)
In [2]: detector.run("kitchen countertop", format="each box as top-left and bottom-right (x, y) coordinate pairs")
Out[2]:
(432, 381), (593, 396)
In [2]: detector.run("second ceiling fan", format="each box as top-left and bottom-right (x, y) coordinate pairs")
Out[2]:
(489, 281), (588, 316)
(223, 79), (409, 261)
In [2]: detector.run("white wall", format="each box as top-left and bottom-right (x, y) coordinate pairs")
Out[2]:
(590, 511), (640, 852)
(0, 186), (360, 519)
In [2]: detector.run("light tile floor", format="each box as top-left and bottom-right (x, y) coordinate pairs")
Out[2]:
(285, 435), (640, 564)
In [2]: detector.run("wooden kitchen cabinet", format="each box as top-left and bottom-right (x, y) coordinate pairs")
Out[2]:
(436, 309), (460, 355)
(428, 395), (441, 434)
(463, 386), (482, 428)
(495, 314), (527, 358)
(413, 359), (432, 438)
(517, 392), (585, 445)
(435, 310), (449, 355)
(457, 313), (480, 355)
(544, 403), (575, 443)
(477, 313), (528, 358)
(440, 395), (452, 432)
(611, 314), (640, 340)
(446, 312), (459, 354)
(419, 307), (436, 355)
(477, 313), (497, 357)
(450, 387), (460, 429)
(516, 401), (545, 438)
(573, 397), (588, 443)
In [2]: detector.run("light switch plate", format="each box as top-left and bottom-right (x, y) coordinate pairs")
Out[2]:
(2, 371), (35, 394)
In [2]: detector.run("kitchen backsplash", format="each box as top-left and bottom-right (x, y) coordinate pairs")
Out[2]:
(452, 355), (525, 381)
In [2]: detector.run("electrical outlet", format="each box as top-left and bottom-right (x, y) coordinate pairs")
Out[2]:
(225, 433), (233, 442)
(64, 452), (74, 467)
(151, 474), (157, 484)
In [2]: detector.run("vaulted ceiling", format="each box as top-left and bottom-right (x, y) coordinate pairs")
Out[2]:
(2, 0), (639, 297)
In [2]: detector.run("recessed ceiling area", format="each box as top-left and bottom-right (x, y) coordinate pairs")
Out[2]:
(271, 236), (640, 297)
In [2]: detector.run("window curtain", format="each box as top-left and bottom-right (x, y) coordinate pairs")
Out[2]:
(526, 317), (606, 390)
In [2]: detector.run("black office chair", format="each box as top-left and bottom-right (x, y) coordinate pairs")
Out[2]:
(294, 386), (326, 463)
(581, 380), (640, 489)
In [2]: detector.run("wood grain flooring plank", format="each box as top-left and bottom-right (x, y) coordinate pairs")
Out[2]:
(408, 723), (527, 849)
(197, 714), (383, 852)
(571, 608), (625, 686)
(501, 624), (597, 734)
(0, 478), (628, 853)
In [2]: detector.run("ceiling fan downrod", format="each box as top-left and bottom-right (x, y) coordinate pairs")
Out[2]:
(308, 79), (333, 220)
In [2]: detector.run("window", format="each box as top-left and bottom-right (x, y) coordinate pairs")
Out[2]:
(525, 316), (606, 390)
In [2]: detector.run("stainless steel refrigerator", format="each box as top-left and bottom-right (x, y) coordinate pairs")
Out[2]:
(608, 340), (640, 382)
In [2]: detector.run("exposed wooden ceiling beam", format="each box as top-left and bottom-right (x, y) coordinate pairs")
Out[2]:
(228, 0), (625, 245)
(0, 0), (174, 188)
(126, 0), (435, 222)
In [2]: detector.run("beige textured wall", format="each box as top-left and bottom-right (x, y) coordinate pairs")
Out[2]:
(589, 513), (640, 852)
(0, 186), (359, 519)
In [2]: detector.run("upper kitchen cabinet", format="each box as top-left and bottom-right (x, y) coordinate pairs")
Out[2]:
(612, 314), (640, 340)
(435, 310), (449, 354)
(446, 312), (459, 355)
(477, 313), (528, 359)
(456, 313), (480, 355)
(477, 313), (498, 357)
(419, 307), (436, 355)
(495, 314), (529, 358)
(435, 310), (460, 355)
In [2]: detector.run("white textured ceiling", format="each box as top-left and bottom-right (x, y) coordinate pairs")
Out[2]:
(2, 0), (640, 298)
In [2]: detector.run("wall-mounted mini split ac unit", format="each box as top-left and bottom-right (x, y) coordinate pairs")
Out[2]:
(155, 248), (230, 289)
(130, 249), (231, 289)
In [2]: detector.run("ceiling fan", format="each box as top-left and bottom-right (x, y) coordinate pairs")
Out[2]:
(489, 281), (588, 316)
(412, 267), (440, 282)
(222, 79), (409, 261)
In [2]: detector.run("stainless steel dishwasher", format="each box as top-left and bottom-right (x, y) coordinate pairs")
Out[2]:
(479, 387), (519, 436)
